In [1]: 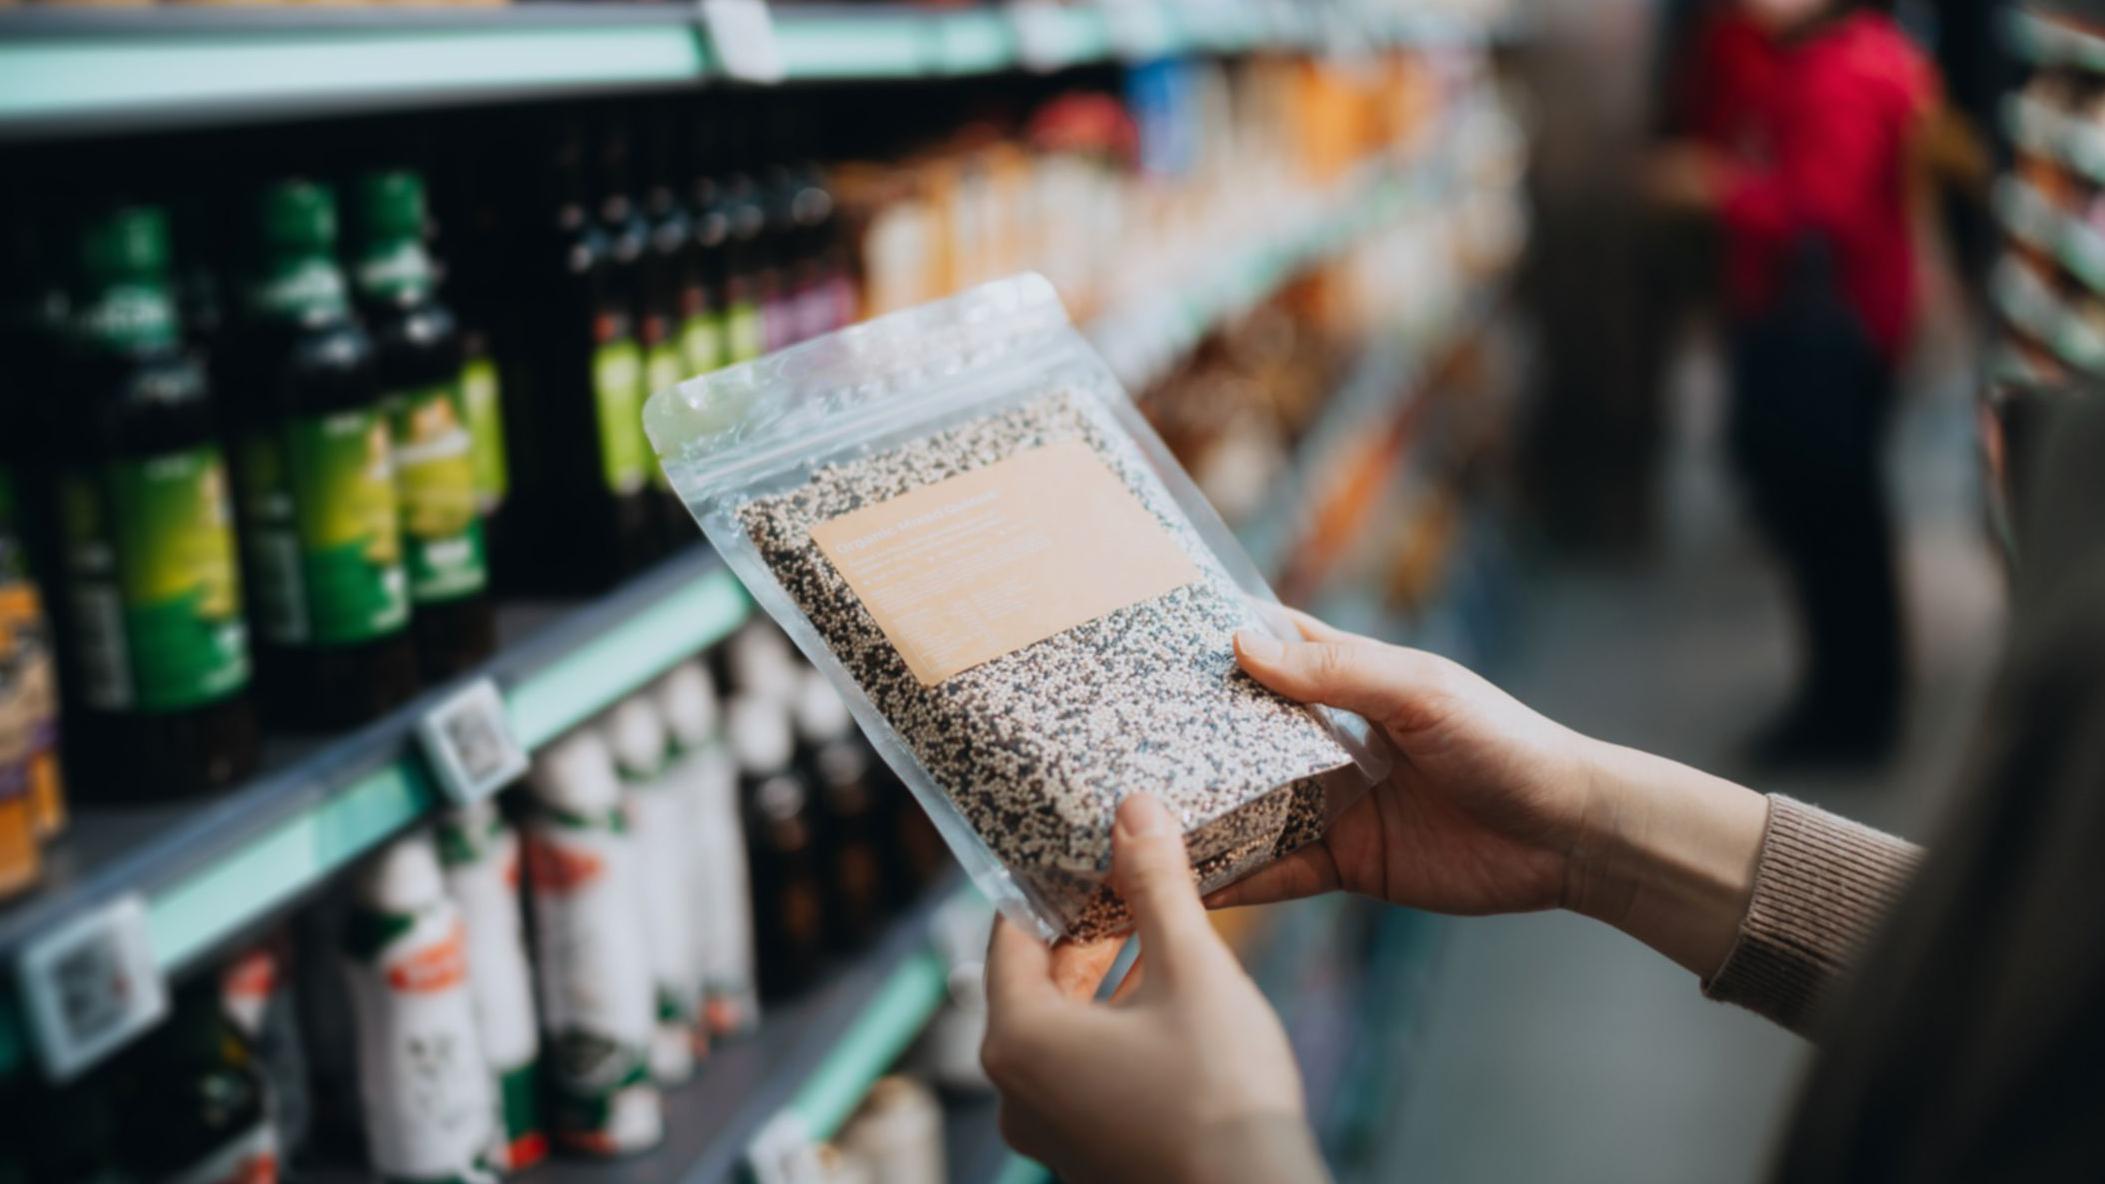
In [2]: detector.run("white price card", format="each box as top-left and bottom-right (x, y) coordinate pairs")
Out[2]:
(18, 894), (166, 1082)
(415, 677), (529, 806)
(700, 0), (787, 84)
(748, 1110), (825, 1184)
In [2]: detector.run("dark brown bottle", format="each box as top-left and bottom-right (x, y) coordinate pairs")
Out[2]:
(50, 204), (259, 800)
(116, 975), (277, 1181)
(227, 179), (418, 730)
(351, 170), (495, 681)
(728, 695), (828, 999)
(639, 109), (697, 552)
(791, 671), (888, 951)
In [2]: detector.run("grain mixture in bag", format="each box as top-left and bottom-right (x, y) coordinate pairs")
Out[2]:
(736, 388), (1354, 939)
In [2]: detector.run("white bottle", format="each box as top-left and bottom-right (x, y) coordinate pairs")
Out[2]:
(654, 658), (761, 1037)
(436, 798), (546, 1171)
(725, 623), (803, 706)
(524, 730), (664, 1156)
(603, 694), (703, 1086)
(341, 833), (499, 1184)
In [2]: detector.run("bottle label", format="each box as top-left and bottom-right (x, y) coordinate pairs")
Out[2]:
(460, 356), (510, 517)
(234, 432), (308, 645)
(280, 410), (410, 644)
(440, 814), (547, 1171)
(522, 810), (662, 1154)
(724, 301), (764, 365)
(59, 447), (250, 712)
(592, 340), (649, 497)
(389, 380), (488, 605)
(679, 310), (725, 377)
(644, 343), (685, 495)
(342, 909), (499, 1183)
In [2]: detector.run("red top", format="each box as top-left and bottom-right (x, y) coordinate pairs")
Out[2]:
(1694, 12), (1934, 361)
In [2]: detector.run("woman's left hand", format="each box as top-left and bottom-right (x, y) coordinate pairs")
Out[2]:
(980, 794), (1324, 1184)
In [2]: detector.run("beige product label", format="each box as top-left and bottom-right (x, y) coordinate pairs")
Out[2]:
(809, 438), (1199, 686)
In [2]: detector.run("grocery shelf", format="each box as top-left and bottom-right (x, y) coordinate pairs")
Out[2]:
(2008, 6), (2105, 73)
(0, 1), (1507, 140)
(0, 547), (750, 1078)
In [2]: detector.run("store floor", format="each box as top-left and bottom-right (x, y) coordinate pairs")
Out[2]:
(1367, 333), (2005, 1183)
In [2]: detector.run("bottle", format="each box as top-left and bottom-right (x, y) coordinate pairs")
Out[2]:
(640, 111), (697, 550)
(341, 833), (498, 1184)
(119, 975), (280, 1184)
(716, 157), (770, 368)
(52, 204), (259, 798)
(0, 473), (64, 840)
(435, 798), (547, 1173)
(679, 115), (731, 382)
(722, 621), (803, 707)
(504, 117), (656, 592)
(728, 695), (828, 999)
(602, 695), (703, 1084)
(523, 730), (663, 1157)
(651, 659), (760, 1039)
(228, 180), (416, 730)
(792, 671), (888, 952)
(220, 937), (313, 1165)
(351, 170), (494, 682)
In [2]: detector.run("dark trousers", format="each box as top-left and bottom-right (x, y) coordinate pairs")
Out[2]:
(1729, 318), (1904, 734)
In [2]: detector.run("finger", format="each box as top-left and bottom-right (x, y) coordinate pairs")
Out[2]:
(1047, 935), (1125, 1002)
(984, 916), (1058, 1018)
(1233, 627), (1439, 723)
(1111, 794), (1220, 978)
(1202, 842), (1340, 910)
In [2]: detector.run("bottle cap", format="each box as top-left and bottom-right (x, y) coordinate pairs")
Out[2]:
(353, 170), (427, 242)
(653, 660), (720, 748)
(725, 695), (795, 776)
(791, 670), (854, 744)
(357, 832), (447, 913)
(79, 206), (170, 284)
(603, 695), (669, 779)
(528, 729), (623, 815)
(726, 625), (802, 704)
(258, 179), (338, 254)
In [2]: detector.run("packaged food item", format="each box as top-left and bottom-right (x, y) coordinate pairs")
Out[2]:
(646, 274), (1383, 941)
(601, 695), (703, 1084)
(837, 1076), (945, 1184)
(341, 833), (497, 1184)
(650, 659), (760, 1038)
(0, 671), (40, 900)
(435, 799), (547, 1172)
(523, 731), (663, 1156)
(0, 471), (63, 838)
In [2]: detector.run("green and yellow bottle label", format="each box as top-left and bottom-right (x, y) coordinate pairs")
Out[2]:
(644, 342), (684, 495)
(460, 355), (510, 517)
(240, 411), (409, 646)
(389, 380), (488, 605)
(593, 339), (649, 497)
(723, 302), (764, 365)
(679, 311), (725, 377)
(59, 446), (249, 712)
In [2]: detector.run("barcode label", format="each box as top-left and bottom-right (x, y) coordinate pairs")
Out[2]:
(18, 894), (166, 1082)
(416, 677), (529, 806)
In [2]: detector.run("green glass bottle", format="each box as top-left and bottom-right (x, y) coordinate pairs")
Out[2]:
(227, 180), (417, 730)
(351, 170), (495, 682)
(52, 205), (259, 800)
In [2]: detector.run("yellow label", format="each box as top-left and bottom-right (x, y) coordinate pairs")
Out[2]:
(808, 439), (1199, 686)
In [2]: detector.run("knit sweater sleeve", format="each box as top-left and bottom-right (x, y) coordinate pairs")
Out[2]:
(1702, 795), (1922, 1036)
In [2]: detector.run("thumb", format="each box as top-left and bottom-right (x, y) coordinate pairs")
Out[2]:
(1111, 794), (1220, 979)
(1234, 628), (1425, 725)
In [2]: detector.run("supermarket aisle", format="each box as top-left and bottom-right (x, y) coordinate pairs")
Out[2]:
(1370, 331), (2005, 1184)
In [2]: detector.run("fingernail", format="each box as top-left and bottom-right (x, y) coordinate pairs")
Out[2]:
(1118, 793), (1171, 837)
(1235, 630), (1283, 664)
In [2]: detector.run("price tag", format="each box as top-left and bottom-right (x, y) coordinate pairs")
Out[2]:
(415, 677), (529, 806)
(747, 1110), (824, 1184)
(18, 894), (166, 1082)
(700, 0), (786, 84)
(1008, 0), (1075, 73)
(1100, 0), (1175, 61)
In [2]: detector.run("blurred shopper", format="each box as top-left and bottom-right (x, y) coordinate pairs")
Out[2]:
(1652, 0), (1935, 763)
(983, 396), (2105, 1180)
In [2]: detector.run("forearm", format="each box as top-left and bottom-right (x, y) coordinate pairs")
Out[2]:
(1564, 739), (1769, 980)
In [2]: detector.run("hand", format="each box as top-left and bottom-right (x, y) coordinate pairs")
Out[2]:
(1645, 142), (1727, 210)
(1217, 611), (1770, 979)
(1215, 609), (1598, 917)
(981, 795), (1323, 1184)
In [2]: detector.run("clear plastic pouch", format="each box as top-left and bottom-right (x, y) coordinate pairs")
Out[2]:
(646, 274), (1387, 942)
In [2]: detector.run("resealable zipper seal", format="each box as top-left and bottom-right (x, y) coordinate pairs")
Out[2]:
(645, 273), (1389, 940)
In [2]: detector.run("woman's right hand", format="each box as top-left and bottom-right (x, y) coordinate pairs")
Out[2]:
(1215, 610), (1770, 979)
(1213, 610), (1603, 917)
